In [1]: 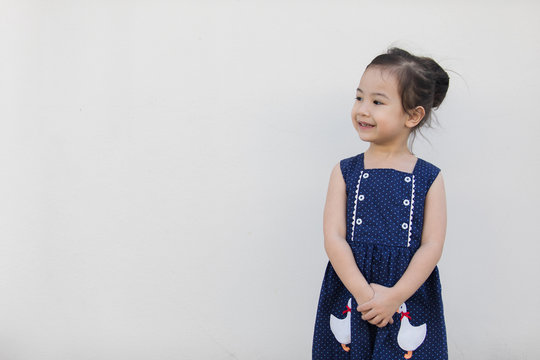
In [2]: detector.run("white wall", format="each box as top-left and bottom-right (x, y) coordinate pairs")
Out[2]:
(1, 1), (539, 359)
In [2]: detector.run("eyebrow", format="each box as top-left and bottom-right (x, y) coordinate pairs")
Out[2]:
(356, 88), (390, 100)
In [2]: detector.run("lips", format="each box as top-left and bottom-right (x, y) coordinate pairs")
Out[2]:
(358, 121), (375, 128)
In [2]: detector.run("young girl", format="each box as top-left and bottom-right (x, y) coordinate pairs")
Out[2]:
(312, 48), (449, 360)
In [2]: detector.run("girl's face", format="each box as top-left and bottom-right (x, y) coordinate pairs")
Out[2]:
(351, 67), (412, 146)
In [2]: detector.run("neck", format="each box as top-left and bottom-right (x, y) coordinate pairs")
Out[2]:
(364, 142), (417, 173)
(365, 143), (412, 159)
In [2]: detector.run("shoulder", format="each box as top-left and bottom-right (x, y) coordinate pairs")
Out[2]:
(415, 158), (443, 189)
(416, 157), (441, 174)
(327, 153), (362, 193)
(339, 153), (362, 180)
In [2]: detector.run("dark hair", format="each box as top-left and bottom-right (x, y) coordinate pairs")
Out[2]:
(366, 47), (449, 144)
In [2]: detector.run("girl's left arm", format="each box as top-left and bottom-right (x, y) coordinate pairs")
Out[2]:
(392, 171), (447, 299)
(358, 172), (447, 327)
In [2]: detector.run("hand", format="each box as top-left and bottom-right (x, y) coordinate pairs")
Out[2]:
(353, 286), (374, 316)
(357, 283), (402, 328)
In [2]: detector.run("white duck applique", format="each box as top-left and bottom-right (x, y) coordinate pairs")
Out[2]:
(396, 302), (427, 359)
(329, 298), (352, 352)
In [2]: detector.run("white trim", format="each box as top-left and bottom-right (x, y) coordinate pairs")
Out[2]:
(351, 171), (363, 241)
(407, 175), (416, 247)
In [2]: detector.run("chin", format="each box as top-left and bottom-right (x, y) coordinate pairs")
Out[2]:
(357, 133), (373, 143)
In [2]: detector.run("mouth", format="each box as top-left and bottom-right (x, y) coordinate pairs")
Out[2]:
(358, 121), (375, 128)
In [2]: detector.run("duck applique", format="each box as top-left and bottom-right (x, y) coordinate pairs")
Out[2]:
(330, 298), (352, 352)
(396, 302), (427, 359)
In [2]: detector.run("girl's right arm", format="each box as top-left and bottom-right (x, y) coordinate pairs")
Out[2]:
(323, 163), (374, 307)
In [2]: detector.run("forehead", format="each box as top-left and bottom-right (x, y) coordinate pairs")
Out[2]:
(358, 67), (399, 96)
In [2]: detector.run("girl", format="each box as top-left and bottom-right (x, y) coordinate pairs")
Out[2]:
(312, 48), (449, 360)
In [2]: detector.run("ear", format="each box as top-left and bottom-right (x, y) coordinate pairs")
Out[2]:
(405, 106), (425, 128)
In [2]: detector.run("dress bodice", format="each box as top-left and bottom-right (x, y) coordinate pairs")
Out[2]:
(340, 153), (440, 250)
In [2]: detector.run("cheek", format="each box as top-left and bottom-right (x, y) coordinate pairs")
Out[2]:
(351, 103), (359, 118)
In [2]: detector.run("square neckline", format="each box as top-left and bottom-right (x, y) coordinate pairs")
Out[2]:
(359, 152), (420, 175)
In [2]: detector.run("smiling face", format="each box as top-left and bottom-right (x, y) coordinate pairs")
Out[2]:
(351, 66), (413, 146)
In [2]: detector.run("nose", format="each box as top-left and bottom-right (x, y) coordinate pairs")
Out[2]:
(355, 101), (370, 117)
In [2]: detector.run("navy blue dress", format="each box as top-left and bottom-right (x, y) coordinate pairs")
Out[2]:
(312, 153), (448, 359)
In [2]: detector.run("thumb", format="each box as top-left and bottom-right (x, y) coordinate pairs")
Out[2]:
(357, 300), (372, 312)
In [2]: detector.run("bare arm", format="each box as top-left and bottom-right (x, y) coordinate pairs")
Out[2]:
(358, 172), (447, 326)
(392, 172), (447, 301)
(323, 163), (374, 304)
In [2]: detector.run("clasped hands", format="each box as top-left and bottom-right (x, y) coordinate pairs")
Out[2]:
(355, 283), (403, 328)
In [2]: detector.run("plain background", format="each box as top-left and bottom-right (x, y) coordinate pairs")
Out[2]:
(1, 1), (539, 359)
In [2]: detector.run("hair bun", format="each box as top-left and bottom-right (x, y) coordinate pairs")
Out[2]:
(423, 58), (449, 108)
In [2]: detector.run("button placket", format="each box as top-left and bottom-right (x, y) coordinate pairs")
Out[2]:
(405, 175), (415, 247)
(350, 170), (365, 241)
(351, 171), (370, 242)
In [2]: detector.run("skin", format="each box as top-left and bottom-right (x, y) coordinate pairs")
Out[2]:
(323, 66), (447, 328)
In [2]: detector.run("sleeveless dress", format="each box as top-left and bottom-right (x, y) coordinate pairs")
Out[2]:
(312, 153), (448, 360)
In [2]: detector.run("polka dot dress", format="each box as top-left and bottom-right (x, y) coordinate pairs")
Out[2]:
(312, 153), (448, 359)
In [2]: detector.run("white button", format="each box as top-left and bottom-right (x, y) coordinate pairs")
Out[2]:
(403, 199), (410, 206)
(356, 218), (363, 225)
(402, 223), (408, 229)
(363, 173), (369, 179)
(404, 176), (411, 183)
(358, 195), (365, 201)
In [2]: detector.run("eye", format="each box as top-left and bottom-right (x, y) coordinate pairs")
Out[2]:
(355, 96), (363, 101)
(373, 100), (384, 105)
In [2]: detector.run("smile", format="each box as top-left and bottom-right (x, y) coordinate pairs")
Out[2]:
(358, 121), (375, 128)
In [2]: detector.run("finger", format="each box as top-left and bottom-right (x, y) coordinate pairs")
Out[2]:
(367, 313), (382, 324)
(372, 313), (391, 327)
(358, 304), (374, 313)
(357, 301), (373, 312)
(369, 315), (383, 326)
(382, 316), (394, 327)
(361, 309), (377, 321)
